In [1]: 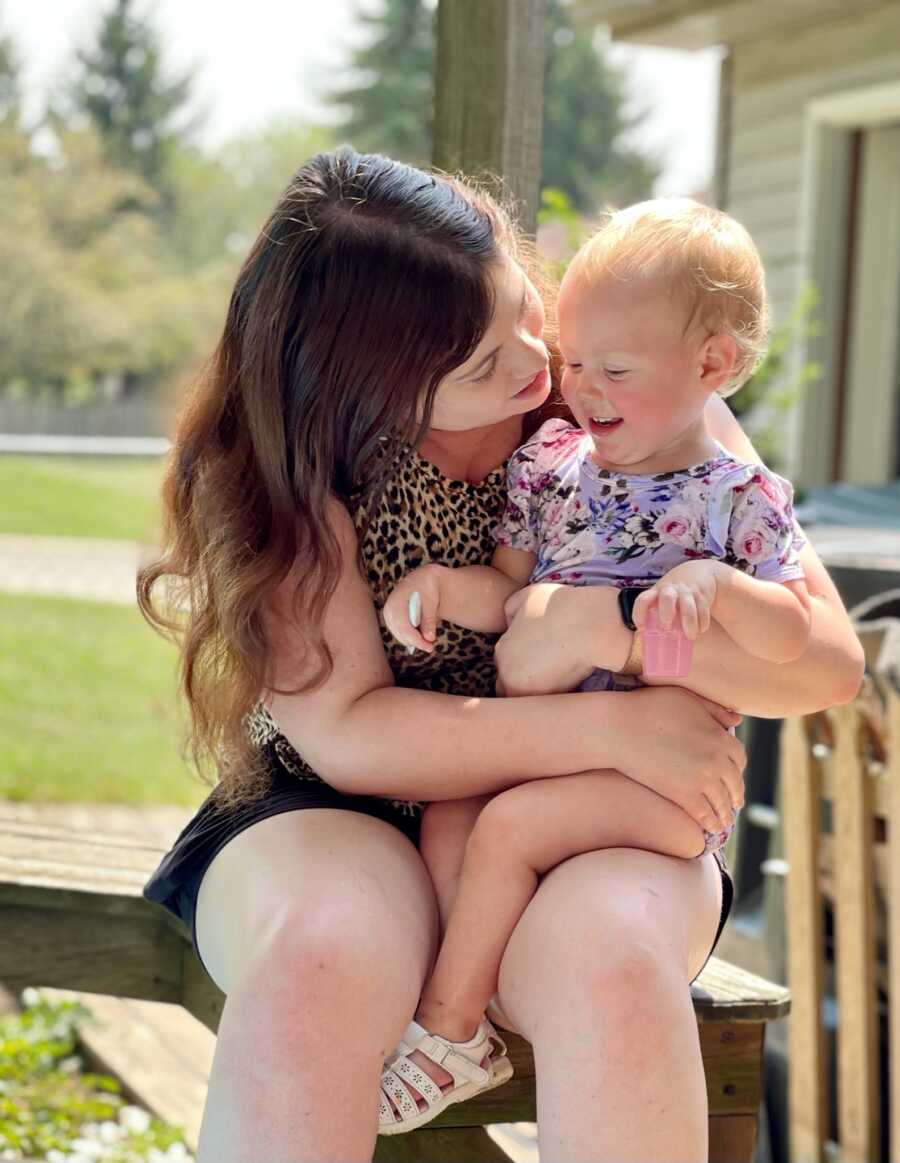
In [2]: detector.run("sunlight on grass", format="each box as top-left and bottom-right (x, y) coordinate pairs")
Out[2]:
(0, 456), (165, 542)
(0, 592), (207, 807)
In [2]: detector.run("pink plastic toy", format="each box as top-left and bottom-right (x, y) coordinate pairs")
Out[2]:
(641, 606), (693, 678)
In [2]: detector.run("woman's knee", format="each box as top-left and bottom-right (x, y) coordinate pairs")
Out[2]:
(497, 850), (699, 1021)
(195, 809), (439, 995)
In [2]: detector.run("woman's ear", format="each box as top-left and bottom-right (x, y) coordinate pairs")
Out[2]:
(697, 334), (738, 394)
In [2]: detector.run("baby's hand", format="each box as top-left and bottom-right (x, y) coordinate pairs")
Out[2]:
(382, 564), (444, 654)
(633, 561), (732, 640)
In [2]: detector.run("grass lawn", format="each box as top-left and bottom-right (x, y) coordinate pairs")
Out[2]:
(0, 455), (164, 542)
(0, 592), (207, 807)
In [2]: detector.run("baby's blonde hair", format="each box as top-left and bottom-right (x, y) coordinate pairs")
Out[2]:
(572, 198), (769, 396)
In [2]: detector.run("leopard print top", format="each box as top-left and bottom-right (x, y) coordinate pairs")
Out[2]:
(245, 442), (509, 815)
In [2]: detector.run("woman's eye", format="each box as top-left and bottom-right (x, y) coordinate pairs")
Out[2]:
(472, 364), (494, 384)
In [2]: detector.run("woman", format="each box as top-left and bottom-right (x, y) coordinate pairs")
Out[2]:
(139, 147), (862, 1162)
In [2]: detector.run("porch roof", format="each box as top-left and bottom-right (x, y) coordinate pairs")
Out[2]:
(572, 0), (892, 49)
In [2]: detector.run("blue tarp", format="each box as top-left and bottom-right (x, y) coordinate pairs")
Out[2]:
(796, 479), (900, 529)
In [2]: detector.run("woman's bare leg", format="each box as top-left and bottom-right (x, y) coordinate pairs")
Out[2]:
(192, 809), (439, 1163)
(496, 846), (724, 1163)
(417, 771), (705, 1041)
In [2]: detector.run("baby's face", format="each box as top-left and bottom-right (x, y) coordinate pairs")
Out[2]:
(557, 268), (713, 472)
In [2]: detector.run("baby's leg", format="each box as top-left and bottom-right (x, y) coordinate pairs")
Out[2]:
(416, 770), (706, 1041)
(419, 796), (492, 932)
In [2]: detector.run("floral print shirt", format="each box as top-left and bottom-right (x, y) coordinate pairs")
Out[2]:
(495, 418), (805, 691)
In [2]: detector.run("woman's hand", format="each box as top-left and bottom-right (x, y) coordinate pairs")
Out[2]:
(382, 563), (444, 654)
(614, 686), (746, 833)
(497, 583), (629, 695)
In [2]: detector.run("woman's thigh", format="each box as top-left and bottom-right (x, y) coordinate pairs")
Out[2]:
(493, 846), (722, 1035)
(194, 808), (440, 997)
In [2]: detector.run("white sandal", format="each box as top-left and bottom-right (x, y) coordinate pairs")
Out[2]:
(378, 1018), (513, 1136)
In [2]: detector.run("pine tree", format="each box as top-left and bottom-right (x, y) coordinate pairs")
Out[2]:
(0, 27), (22, 127)
(66, 0), (195, 199)
(328, 0), (435, 166)
(327, 0), (657, 210)
(542, 0), (658, 210)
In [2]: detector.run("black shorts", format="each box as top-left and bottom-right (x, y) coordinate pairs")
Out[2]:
(143, 758), (734, 985)
(143, 756), (422, 978)
(693, 846), (734, 985)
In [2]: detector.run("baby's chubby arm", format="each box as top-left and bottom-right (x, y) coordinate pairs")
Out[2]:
(633, 561), (811, 664)
(382, 547), (537, 653)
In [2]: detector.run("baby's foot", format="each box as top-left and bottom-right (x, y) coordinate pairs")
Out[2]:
(378, 1018), (511, 1135)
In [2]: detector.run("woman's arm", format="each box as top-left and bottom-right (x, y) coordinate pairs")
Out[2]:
(382, 547), (535, 651)
(494, 399), (864, 718)
(263, 502), (744, 807)
(701, 396), (862, 709)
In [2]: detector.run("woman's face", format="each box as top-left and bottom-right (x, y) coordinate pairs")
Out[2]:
(427, 256), (551, 432)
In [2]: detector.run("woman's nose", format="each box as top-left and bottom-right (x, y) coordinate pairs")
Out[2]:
(516, 325), (547, 356)
(516, 333), (549, 372)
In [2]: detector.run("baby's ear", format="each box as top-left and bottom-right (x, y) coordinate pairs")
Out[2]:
(698, 334), (737, 393)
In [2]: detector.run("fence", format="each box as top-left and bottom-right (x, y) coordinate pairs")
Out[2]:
(783, 613), (900, 1162)
(0, 395), (170, 439)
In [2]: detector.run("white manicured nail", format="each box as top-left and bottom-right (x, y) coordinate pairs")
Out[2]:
(407, 591), (422, 655)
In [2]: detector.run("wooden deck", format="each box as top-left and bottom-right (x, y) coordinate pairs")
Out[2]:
(1, 801), (541, 1157)
(0, 799), (784, 1157)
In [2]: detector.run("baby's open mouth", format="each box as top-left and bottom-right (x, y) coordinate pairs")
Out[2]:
(588, 416), (623, 434)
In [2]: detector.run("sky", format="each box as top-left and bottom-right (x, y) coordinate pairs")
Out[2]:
(3, 0), (721, 196)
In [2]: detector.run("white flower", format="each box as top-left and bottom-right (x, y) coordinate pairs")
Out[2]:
(546, 528), (594, 565)
(98, 1121), (124, 1144)
(46, 1151), (67, 1163)
(679, 479), (707, 509)
(119, 1105), (152, 1134)
(59, 1055), (83, 1073)
(21, 987), (40, 1008)
(70, 1138), (105, 1158)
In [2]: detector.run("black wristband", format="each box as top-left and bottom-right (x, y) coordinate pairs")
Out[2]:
(617, 586), (646, 633)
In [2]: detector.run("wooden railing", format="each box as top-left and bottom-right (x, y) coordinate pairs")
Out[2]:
(783, 620), (900, 1163)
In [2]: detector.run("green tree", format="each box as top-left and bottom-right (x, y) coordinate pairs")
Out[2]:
(0, 120), (227, 400)
(327, 0), (657, 209)
(329, 0), (434, 165)
(0, 24), (22, 127)
(64, 0), (196, 201)
(542, 0), (657, 210)
(167, 117), (334, 272)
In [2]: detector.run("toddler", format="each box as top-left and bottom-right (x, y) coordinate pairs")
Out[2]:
(376, 199), (810, 1135)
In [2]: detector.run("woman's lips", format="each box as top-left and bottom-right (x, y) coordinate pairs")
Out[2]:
(513, 367), (550, 400)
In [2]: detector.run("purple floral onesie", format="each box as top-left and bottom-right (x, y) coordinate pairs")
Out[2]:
(494, 417), (806, 857)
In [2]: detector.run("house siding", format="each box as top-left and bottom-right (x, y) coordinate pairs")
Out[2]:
(722, 3), (900, 480)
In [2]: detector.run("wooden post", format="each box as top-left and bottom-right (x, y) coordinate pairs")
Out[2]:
(888, 683), (900, 1163)
(832, 701), (879, 1163)
(433, 0), (547, 233)
(782, 715), (827, 1163)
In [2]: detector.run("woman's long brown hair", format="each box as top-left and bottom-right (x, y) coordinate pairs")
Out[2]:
(137, 147), (559, 811)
